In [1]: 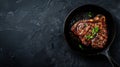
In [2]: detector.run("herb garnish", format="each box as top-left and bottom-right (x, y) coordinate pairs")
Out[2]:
(85, 35), (93, 40)
(79, 44), (84, 50)
(88, 12), (92, 17)
(85, 26), (99, 40)
(92, 26), (99, 35)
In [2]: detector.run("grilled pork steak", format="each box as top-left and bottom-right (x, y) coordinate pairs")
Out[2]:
(71, 14), (108, 48)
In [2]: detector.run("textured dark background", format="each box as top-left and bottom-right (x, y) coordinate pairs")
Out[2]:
(0, 0), (120, 67)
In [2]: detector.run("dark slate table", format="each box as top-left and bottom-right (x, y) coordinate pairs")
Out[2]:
(0, 0), (120, 67)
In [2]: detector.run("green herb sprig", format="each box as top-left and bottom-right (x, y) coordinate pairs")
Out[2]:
(79, 44), (84, 50)
(85, 26), (99, 40)
(88, 12), (92, 17)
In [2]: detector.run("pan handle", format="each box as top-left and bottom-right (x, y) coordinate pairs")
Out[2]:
(101, 48), (120, 67)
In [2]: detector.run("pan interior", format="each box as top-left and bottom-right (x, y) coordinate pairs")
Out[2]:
(64, 5), (115, 55)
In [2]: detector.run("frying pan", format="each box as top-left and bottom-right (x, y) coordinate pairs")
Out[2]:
(64, 4), (119, 67)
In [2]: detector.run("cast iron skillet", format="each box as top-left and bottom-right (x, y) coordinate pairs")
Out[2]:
(64, 4), (119, 67)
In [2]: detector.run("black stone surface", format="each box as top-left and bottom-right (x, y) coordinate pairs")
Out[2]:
(0, 0), (120, 67)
